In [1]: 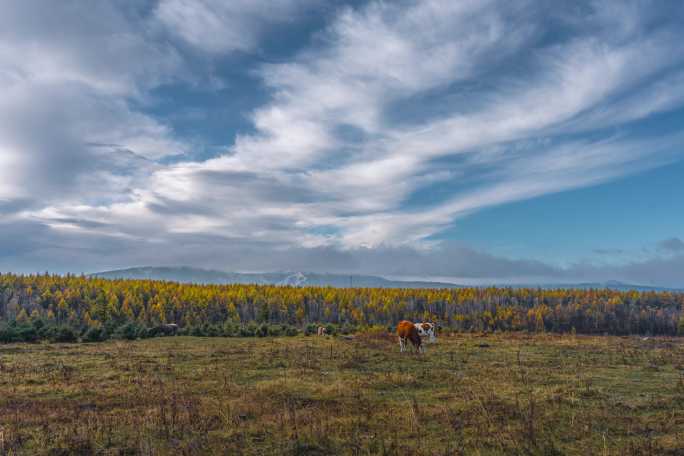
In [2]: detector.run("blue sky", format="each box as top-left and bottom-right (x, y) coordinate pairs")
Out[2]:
(451, 157), (684, 259)
(1, 0), (683, 286)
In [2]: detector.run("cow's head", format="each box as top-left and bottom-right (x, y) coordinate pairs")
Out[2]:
(417, 322), (437, 343)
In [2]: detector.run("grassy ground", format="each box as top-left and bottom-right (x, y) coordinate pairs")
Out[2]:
(0, 332), (683, 455)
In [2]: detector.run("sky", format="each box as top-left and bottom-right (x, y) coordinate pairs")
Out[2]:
(1, 0), (683, 287)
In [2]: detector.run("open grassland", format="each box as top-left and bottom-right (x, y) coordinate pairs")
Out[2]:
(1, 333), (683, 455)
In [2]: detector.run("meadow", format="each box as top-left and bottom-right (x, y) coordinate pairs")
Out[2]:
(1, 332), (683, 455)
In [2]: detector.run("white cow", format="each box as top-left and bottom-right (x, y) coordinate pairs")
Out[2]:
(415, 322), (437, 344)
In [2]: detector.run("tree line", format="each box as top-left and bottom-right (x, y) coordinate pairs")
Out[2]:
(0, 273), (683, 342)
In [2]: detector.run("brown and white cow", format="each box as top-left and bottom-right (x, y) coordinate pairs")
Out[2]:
(397, 320), (436, 353)
(317, 326), (328, 336)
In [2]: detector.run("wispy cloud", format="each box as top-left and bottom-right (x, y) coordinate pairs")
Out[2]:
(155, 0), (320, 54)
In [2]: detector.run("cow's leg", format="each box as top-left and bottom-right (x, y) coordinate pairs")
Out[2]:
(399, 337), (405, 352)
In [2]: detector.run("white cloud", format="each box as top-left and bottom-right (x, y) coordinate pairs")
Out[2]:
(155, 0), (320, 53)
(0, 1), (190, 206)
(0, 82), (182, 205)
(0, 1), (183, 96)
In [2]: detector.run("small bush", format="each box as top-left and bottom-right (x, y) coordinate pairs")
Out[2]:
(0, 324), (20, 343)
(247, 322), (259, 336)
(115, 322), (140, 341)
(0, 322), (42, 343)
(103, 320), (121, 339)
(223, 322), (238, 337)
(305, 323), (318, 336)
(52, 326), (78, 343)
(17, 324), (39, 342)
(207, 325), (221, 337)
(239, 325), (255, 337)
(190, 326), (206, 337)
(83, 326), (105, 343)
(137, 326), (152, 339)
(32, 318), (46, 332)
(38, 323), (57, 340)
(267, 325), (283, 337)
(146, 326), (162, 338)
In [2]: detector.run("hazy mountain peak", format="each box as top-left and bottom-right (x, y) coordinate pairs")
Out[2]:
(89, 266), (681, 291)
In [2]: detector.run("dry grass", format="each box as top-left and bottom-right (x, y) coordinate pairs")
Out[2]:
(0, 333), (683, 455)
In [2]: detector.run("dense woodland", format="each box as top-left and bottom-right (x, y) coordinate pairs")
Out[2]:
(1, 273), (683, 342)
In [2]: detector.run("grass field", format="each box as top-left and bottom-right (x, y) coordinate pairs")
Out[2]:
(1, 332), (683, 455)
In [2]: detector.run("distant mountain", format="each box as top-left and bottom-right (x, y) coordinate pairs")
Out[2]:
(90, 266), (463, 289)
(526, 280), (682, 292)
(90, 266), (681, 291)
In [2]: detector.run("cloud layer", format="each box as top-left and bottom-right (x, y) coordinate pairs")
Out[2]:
(1, 0), (683, 285)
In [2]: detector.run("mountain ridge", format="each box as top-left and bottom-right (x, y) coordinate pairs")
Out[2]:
(90, 266), (463, 288)
(89, 266), (681, 291)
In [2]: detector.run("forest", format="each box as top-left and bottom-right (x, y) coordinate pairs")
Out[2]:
(1, 272), (683, 343)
